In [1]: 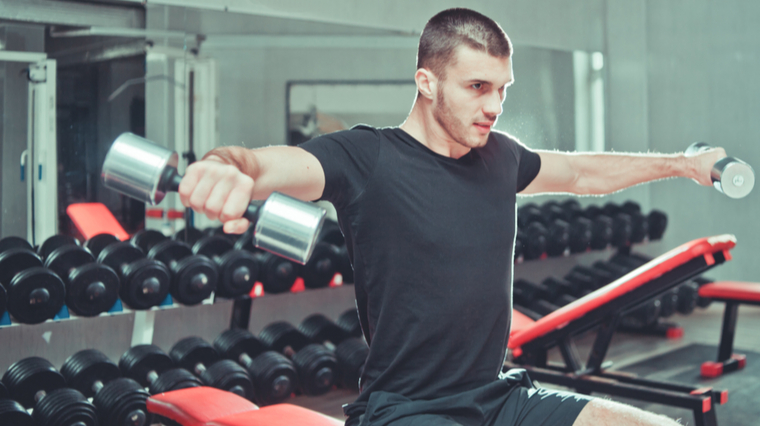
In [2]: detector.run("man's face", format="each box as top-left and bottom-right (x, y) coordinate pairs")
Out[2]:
(432, 46), (513, 149)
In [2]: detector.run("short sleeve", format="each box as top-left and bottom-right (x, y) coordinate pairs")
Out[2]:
(514, 140), (541, 193)
(299, 125), (381, 210)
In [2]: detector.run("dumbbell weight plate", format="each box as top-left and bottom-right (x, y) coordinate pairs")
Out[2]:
(193, 236), (233, 257)
(169, 255), (218, 305)
(193, 237), (257, 298)
(647, 210), (668, 240)
(148, 368), (202, 395)
(0, 249), (42, 288)
(174, 227), (204, 246)
(335, 337), (369, 391)
(119, 345), (174, 388)
(93, 377), (151, 426)
(568, 217), (592, 253)
(131, 230), (167, 254)
(337, 309), (363, 338)
(98, 242), (145, 269)
(0, 379), (7, 399)
(2, 357), (67, 408)
(45, 244), (94, 273)
(0, 236), (33, 254)
(199, 360), (255, 400)
(291, 343), (337, 396)
(66, 264), (120, 317)
(233, 225), (258, 253)
(258, 253), (299, 294)
(119, 259), (171, 310)
(259, 321), (312, 354)
(170, 337), (220, 374)
(247, 351), (297, 406)
(61, 349), (121, 398)
(38, 235), (80, 260)
(0, 398), (33, 425)
(84, 233), (120, 259)
(0, 284), (6, 321)
(7, 267), (66, 324)
(299, 313), (347, 346)
(32, 387), (97, 426)
(302, 243), (341, 289)
(628, 212), (649, 244)
(214, 329), (269, 362)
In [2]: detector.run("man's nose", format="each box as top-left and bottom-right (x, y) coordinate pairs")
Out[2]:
(483, 90), (503, 118)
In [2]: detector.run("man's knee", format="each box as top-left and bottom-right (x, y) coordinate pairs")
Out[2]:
(572, 398), (681, 426)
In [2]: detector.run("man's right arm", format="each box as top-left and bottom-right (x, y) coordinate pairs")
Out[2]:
(178, 145), (325, 234)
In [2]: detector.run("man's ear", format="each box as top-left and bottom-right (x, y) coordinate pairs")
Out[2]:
(415, 68), (437, 100)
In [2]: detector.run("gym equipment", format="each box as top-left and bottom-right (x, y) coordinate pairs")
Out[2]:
(0, 236), (33, 253)
(335, 338), (369, 391)
(61, 349), (152, 425)
(0, 283), (6, 321)
(131, 229), (168, 254)
(37, 235), (79, 260)
(298, 314), (349, 350)
(0, 244), (65, 324)
(545, 219), (569, 257)
(148, 240), (218, 305)
(588, 215), (613, 250)
(513, 280), (563, 318)
(102, 132), (327, 264)
(567, 217), (592, 254)
(170, 337), (255, 400)
(254, 253), (299, 294)
(84, 233), (120, 258)
(144, 386), (343, 426)
(119, 344), (202, 395)
(506, 234), (735, 426)
(301, 243), (341, 289)
(698, 281), (760, 377)
(2, 357), (97, 425)
(337, 308), (363, 338)
(214, 329), (298, 406)
(685, 142), (755, 199)
(521, 223), (547, 260)
(174, 227), (205, 246)
(259, 321), (338, 396)
(42, 239), (120, 317)
(647, 210), (668, 240)
(96, 241), (171, 309)
(0, 398), (33, 425)
(193, 236), (259, 298)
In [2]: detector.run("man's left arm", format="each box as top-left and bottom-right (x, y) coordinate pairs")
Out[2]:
(520, 148), (727, 195)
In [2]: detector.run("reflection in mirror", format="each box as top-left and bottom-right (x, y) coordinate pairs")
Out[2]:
(286, 48), (604, 154)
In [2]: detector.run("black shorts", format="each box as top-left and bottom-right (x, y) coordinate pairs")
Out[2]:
(344, 369), (592, 426)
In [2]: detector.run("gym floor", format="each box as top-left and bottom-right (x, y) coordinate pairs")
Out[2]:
(292, 303), (760, 423)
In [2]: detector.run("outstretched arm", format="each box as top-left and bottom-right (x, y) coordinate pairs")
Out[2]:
(178, 145), (325, 233)
(519, 147), (726, 196)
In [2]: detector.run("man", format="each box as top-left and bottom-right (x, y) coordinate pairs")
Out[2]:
(180, 8), (724, 426)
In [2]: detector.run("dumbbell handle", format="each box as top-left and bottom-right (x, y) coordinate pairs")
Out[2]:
(162, 167), (260, 223)
(685, 142), (755, 198)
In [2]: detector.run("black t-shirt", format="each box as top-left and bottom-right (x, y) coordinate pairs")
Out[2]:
(300, 126), (541, 407)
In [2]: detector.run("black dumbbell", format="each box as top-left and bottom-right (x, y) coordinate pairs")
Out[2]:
(234, 230), (300, 294)
(647, 210), (668, 240)
(83, 233), (120, 259)
(540, 201), (573, 224)
(2, 357), (97, 425)
(692, 277), (714, 308)
(173, 227), (205, 246)
(96, 241), (171, 310)
(559, 199), (584, 219)
(0, 236), (33, 253)
(119, 345), (202, 395)
(170, 336), (255, 400)
(42, 242), (120, 317)
(37, 235), (80, 260)
(517, 204), (544, 229)
(336, 245), (354, 284)
(0, 283), (6, 321)
(131, 230), (168, 254)
(0, 398), (33, 425)
(568, 217), (593, 254)
(61, 349), (152, 426)
(337, 309), (363, 338)
(203, 225), (238, 243)
(335, 338), (368, 391)
(299, 314), (349, 350)
(147, 240), (218, 305)
(512, 280), (561, 317)
(0, 244), (65, 324)
(214, 329), (298, 406)
(522, 223), (548, 261)
(192, 236), (259, 298)
(588, 215), (613, 250)
(545, 219), (570, 257)
(566, 265), (615, 290)
(301, 243), (341, 289)
(259, 321), (338, 396)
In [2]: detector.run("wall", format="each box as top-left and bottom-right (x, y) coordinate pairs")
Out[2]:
(646, 0), (760, 281)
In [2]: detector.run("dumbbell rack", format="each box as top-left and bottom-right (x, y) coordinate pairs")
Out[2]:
(0, 281), (356, 376)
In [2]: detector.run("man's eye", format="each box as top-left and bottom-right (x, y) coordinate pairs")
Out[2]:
(471, 83), (482, 90)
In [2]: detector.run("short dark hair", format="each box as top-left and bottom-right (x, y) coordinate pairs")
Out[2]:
(417, 8), (512, 81)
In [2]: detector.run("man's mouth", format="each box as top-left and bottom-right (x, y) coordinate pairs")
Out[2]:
(474, 122), (493, 134)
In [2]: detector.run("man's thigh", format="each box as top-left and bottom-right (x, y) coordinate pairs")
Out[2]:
(492, 387), (592, 426)
(386, 413), (463, 426)
(572, 398), (681, 426)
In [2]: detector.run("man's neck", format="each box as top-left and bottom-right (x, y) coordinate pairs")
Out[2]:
(400, 100), (471, 159)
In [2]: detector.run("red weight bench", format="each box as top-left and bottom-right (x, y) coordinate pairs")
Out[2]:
(146, 386), (343, 426)
(698, 281), (760, 378)
(506, 235), (736, 426)
(67, 202), (130, 241)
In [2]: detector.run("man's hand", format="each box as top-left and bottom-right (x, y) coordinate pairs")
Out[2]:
(685, 146), (727, 187)
(179, 156), (254, 234)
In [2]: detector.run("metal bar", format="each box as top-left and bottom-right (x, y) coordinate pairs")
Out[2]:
(717, 302), (739, 361)
(558, 338), (582, 372)
(230, 297), (252, 330)
(585, 315), (619, 373)
(0, 0), (144, 29)
(0, 51), (47, 63)
(50, 27), (193, 40)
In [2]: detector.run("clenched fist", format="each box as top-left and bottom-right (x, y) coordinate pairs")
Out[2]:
(178, 156), (254, 234)
(685, 146), (727, 187)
